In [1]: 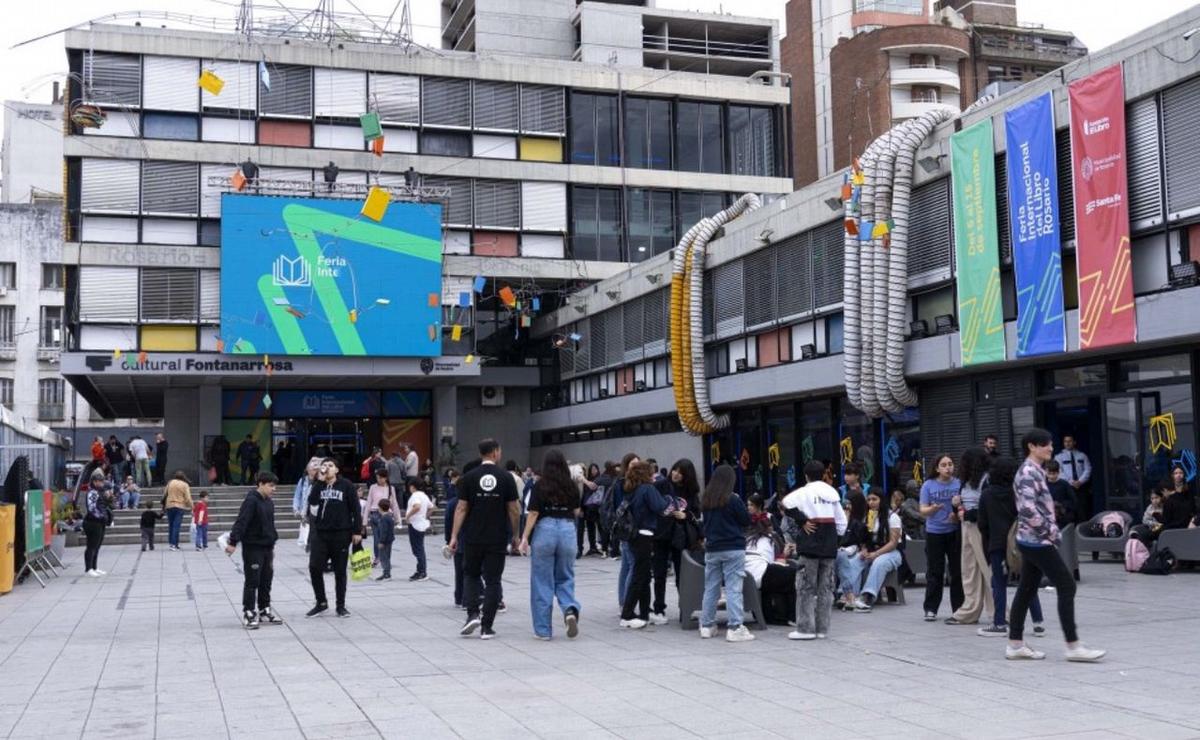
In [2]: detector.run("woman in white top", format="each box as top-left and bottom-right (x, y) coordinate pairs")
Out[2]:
(745, 495), (797, 624)
(367, 469), (399, 566)
(405, 479), (433, 581)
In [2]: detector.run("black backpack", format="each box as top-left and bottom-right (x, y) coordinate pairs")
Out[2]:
(1140, 547), (1175, 575)
(610, 498), (636, 542)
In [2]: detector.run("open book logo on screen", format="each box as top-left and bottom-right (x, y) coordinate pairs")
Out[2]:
(272, 255), (311, 287)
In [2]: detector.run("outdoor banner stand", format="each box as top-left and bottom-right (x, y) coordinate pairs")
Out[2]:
(16, 490), (63, 588)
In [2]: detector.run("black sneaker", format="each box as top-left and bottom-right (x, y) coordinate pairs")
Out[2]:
(408, 572), (422, 582)
(414, 573), (429, 582)
(376, 574), (391, 581)
(497, 601), (507, 613)
(336, 606), (351, 618)
(242, 611), (260, 630)
(460, 616), (481, 636)
(480, 626), (496, 640)
(258, 607), (283, 626)
(565, 610), (579, 639)
(305, 603), (328, 618)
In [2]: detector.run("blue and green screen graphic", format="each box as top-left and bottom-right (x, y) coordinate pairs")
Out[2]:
(220, 194), (443, 357)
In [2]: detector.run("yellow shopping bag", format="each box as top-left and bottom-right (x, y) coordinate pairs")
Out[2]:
(349, 543), (371, 582)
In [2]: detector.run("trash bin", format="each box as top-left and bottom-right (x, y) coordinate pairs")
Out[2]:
(0, 504), (15, 595)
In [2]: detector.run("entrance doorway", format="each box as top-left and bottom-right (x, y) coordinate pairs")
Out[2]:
(305, 419), (371, 478)
(1039, 397), (1105, 519)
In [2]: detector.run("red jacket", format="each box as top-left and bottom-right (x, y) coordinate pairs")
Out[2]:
(193, 501), (208, 526)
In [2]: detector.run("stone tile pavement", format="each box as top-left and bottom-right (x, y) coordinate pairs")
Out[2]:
(2, 541), (1199, 739)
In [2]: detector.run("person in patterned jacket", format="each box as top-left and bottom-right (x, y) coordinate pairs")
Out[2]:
(1005, 427), (1105, 663)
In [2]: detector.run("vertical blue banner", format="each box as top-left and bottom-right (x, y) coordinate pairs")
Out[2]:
(1005, 92), (1066, 357)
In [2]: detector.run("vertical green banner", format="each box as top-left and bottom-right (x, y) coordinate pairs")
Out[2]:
(25, 490), (44, 553)
(951, 119), (1006, 366)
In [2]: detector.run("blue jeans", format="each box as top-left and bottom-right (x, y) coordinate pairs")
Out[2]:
(989, 549), (1043, 627)
(166, 508), (184, 547)
(380, 542), (393, 577)
(120, 491), (140, 509)
(409, 528), (427, 575)
(836, 549), (902, 599)
(701, 549), (746, 629)
(529, 518), (581, 637)
(194, 523), (208, 549)
(617, 541), (632, 607)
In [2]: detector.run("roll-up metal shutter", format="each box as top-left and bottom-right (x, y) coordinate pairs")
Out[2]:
(1161, 77), (1200, 221)
(702, 271), (714, 338)
(79, 267), (139, 322)
(369, 73), (419, 124)
(202, 60), (256, 111)
(422, 77), (471, 128)
(775, 232), (812, 319)
(623, 298), (644, 362)
(142, 56), (199, 112)
(605, 308), (624, 367)
(520, 85), (566, 135)
(81, 159), (140, 214)
(199, 270), (220, 321)
(918, 378), (973, 464)
(260, 64), (312, 117)
(1126, 96), (1162, 230)
(520, 182), (567, 231)
(84, 52), (140, 107)
(1055, 129), (1074, 243)
(811, 219), (844, 309)
(573, 318), (591, 374)
(908, 178), (952, 281)
(713, 260), (744, 339)
(425, 176), (472, 227)
(994, 152), (1011, 264)
(744, 247), (777, 328)
(474, 179), (519, 229)
(142, 161), (199, 216)
(589, 314), (607, 370)
(314, 68), (366, 118)
(140, 268), (198, 322)
(473, 81), (518, 131)
(643, 288), (667, 356)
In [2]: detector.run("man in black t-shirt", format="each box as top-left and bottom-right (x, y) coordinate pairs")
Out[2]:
(449, 438), (519, 639)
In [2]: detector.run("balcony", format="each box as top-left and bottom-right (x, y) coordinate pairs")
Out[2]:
(891, 65), (961, 91)
(37, 344), (61, 362)
(978, 33), (1087, 66)
(38, 403), (64, 421)
(441, 0), (475, 51)
(892, 99), (960, 121)
(0, 342), (14, 360)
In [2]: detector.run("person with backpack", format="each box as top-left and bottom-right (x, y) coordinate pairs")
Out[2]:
(618, 461), (669, 629)
(781, 460), (847, 640)
(1006, 428), (1105, 662)
(604, 452), (641, 605)
(589, 462), (617, 558)
(975, 456), (1044, 638)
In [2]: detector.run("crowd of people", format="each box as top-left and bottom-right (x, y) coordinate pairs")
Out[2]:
(88, 432), (169, 490)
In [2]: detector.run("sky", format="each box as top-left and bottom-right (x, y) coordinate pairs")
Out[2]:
(0, 0), (1195, 113)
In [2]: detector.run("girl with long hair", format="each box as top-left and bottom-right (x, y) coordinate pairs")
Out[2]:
(698, 465), (754, 642)
(919, 453), (963, 621)
(845, 490), (904, 612)
(519, 449), (582, 639)
(648, 458), (701, 623)
(947, 446), (994, 625)
(619, 461), (668, 629)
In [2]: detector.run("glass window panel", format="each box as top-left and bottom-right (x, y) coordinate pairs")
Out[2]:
(570, 94), (595, 164)
(676, 102), (700, 172)
(571, 186), (623, 261)
(729, 105), (777, 177)
(597, 187), (623, 261)
(1118, 354), (1190, 385)
(625, 98), (648, 169)
(596, 95), (619, 166)
(1141, 384), (1195, 495)
(700, 103), (723, 173)
(420, 131), (471, 156)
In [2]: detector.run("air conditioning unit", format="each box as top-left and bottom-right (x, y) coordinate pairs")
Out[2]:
(480, 385), (505, 407)
(0, 287), (8, 297)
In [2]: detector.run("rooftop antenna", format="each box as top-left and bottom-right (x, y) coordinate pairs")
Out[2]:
(236, 0), (253, 37)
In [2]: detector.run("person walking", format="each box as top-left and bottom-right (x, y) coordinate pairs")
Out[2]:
(449, 439), (520, 639)
(920, 453), (964, 621)
(82, 470), (114, 576)
(210, 435), (232, 486)
(948, 447), (994, 626)
(237, 435), (262, 485)
(226, 472), (283, 629)
(193, 491), (210, 550)
(139, 502), (162, 552)
(163, 471), (194, 552)
(781, 460), (847, 640)
(618, 461), (667, 630)
(1007, 429), (1105, 661)
(698, 464), (755, 642)
(404, 480), (432, 581)
(305, 458), (364, 618)
(374, 499), (397, 581)
(976, 456), (1045, 638)
(519, 449), (582, 640)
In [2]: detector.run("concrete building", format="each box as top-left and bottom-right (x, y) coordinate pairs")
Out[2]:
(59, 12), (791, 481)
(529, 5), (1200, 521)
(2, 100), (63, 204)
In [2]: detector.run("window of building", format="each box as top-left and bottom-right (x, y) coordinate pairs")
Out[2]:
(143, 112), (200, 141)
(41, 264), (64, 289)
(853, 0), (924, 14)
(624, 97), (672, 170)
(676, 101), (723, 174)
(38, 378), (63, 420)
(140, 268), (199, 321)
(626, 188), (675, 262)
(570, 186), (623, 261)
(259, 64), (312, 117)
(913, 286), (955, 329)
(987, 65), (1007, 84)
(0, 378), (12, 408)
(728, 106), (777, 177)
(678, 191), (726, 236)
(40, 306), (62, 347)
(0, 306), (13, 347)
(420, 130), (471, 157)
(911, 86), (940, 103)
(0, 263), (14, 289)
(569, 93), (619, 166)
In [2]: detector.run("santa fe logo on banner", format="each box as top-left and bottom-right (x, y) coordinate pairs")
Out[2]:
(1005, 92), (1066, 357)
(1068, 64), (1136, 349)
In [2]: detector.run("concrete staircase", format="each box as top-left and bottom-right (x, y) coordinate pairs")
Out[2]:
(70, 484), (446, 547)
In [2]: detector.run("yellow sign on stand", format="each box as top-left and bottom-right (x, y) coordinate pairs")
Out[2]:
(0, 504), (15, 595)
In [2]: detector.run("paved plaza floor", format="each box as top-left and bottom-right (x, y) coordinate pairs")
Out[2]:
(1, 541), (1198, 740)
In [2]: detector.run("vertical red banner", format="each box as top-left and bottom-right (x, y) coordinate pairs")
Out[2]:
(1068, 64), (1136, 349)
(43, 491), (52, 541)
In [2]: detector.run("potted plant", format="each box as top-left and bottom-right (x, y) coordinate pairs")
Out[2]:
(50, 496), (71, 558)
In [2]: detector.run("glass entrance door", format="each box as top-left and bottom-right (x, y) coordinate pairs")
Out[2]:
(1103, 394), (1143, 514)
(306, 419), (364, 478)
(1038, 396), (1105, 519)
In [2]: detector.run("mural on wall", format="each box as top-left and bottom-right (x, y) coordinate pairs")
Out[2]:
(382, 419), (432, 469)
(220, 418), (273, 482)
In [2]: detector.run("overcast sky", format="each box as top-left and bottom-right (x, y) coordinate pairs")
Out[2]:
(0, 0), (1195, 113)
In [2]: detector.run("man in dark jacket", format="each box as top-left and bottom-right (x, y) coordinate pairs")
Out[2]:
(306, 457), (364, 618)
(226, 471), (281, 630)
(153, 433), (169, 486)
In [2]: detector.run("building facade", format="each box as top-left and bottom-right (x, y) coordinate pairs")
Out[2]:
(59, 14), (791, 481)
(529, 5), (1200, 521)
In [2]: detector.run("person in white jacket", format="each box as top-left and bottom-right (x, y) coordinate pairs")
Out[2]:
(780, 460), (847, 641)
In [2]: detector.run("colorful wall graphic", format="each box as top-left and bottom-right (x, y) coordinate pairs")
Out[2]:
(950, 119), (1006, 366)
(220, 194), (443, 356)
(1004, 92), (1067, 357)
(382, 419), (432, 465)
(220, 419), (273, 482)
(1068, 64), (1136, 349)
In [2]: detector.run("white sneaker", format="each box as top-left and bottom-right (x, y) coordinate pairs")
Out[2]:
(1005, 644), (1046, 660)
(619, 618), (647, 630)
(816, 633), (827, 639)
(1064, 644), (1106, 663)
(788, 631), (817, 640)
(699, 625), (715, 639)
(93, 569), (107, 576)
(726, 625), (756, 642)
(648, 612), (669, 626)
(85, 570), (101, 578)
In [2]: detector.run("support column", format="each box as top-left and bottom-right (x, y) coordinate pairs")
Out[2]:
(433, 385), (457, 471)
(163, 385), (221, 484)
